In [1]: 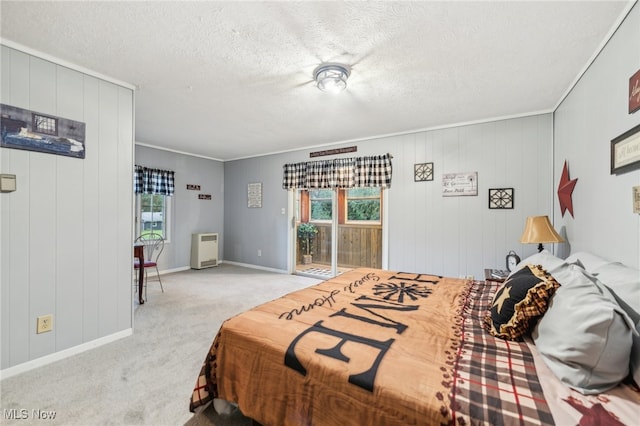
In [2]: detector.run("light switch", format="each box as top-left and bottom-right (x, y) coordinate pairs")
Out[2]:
(0, 174), (16, 192)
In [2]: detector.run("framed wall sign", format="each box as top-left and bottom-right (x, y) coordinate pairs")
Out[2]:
(247, 182), (262, 208)
(310, 146), (357, 158)
(629, 69), (640, 114)
(442, 172), (478, 197)
(611, 123), (640, 175)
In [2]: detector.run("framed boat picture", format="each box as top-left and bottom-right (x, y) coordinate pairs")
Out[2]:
(1, 103), (86, 159)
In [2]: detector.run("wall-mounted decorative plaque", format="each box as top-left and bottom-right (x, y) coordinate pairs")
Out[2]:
(310, 146), (357, 158)
(248, 182), (262, 208)
(414, 162), (434, 182)
(611, 123), (640, 175)
(442, 172), (478, 197)
(629, 69), (640, 114)
(488, 188), (514, 209)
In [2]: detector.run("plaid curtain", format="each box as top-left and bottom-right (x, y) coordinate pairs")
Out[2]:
(282, 162), (307, 189)
(134, 165), (175, 196)
(304, 158), (355, 188)
(328, 158), (356, 188)
(282, 153), (392, 189)
(355, 154), (393, 188)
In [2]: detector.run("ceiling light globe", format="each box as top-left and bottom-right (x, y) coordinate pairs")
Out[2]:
(314, 64), (350, 94)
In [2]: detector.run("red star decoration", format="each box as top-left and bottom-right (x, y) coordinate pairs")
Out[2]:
(557, 160), (578, 217)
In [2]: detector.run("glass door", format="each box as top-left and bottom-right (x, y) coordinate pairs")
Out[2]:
(292, 187), (384, 279)
(338, 187), (383, 270)
(294, 189), (335, 278)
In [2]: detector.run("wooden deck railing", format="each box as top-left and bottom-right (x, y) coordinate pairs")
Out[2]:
(296, 223), (382, 269)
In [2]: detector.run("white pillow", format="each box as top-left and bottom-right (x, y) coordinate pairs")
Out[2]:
(564, 251), (614, 272)
(532, 263), (636, 394)
(592, 262), (640, 304)
(514, 250), (564, 273)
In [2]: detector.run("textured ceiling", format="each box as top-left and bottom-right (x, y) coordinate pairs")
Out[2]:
(0, 1), (632, 160)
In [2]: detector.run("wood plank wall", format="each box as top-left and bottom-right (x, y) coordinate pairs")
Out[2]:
(0, 45), (134, 370)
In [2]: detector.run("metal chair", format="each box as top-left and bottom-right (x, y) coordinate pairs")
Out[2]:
(134, 233), (165, 300)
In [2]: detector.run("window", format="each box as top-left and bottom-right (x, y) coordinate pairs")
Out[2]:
(309, 189), (333, 221)
(32, 113), (58, 136)
(346, 187), (381, 223)
(137, 194), (170, 240)
(301, 188), (382, 224)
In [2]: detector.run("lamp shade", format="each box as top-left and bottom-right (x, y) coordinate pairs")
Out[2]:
(520, 216), (565, 245)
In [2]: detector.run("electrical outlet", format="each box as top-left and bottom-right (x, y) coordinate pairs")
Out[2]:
(257, 249), (262, 257)
(37, 315), (53, 334)
(465, 275), (474, 280)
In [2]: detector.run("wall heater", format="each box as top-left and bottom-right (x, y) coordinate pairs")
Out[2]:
(190, 233), (218, 269)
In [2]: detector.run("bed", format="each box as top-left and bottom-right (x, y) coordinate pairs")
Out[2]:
(189, 253), (640, 425)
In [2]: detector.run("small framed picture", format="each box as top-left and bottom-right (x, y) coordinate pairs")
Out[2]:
(414, 162), (433, 182)
(488, 188), (514, 209)
(247, 182), (262, 208)
(611, 123), (640, 175)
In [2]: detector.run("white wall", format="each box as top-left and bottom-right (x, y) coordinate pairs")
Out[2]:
(554, 3), (640, 268)
(388, 114), (553, 277)
(1, 45), (134, 371)
(224, 113), (553, 279)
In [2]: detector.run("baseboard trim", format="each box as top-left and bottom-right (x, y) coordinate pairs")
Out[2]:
(221, 260), (288, 274)
(156, 262), (289, 276)
(159, 265), (191, 275)
(0, 328), (133, 381)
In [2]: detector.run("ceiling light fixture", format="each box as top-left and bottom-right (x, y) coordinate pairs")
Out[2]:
(313, 64), (350, 94)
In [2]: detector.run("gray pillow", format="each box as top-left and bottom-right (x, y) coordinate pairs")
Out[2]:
(590, 262), (640, 387)
(532, 263), (636, 394)
(564, 251), (613, 272)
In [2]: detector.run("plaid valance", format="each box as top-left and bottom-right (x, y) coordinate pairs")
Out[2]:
(282, 153), (392, 189)
(134, 165), (175, 196)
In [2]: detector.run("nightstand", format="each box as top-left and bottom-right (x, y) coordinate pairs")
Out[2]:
(484, 268), (508, 283)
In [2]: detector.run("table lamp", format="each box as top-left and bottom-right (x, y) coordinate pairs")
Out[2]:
(519, 215), (565, 252)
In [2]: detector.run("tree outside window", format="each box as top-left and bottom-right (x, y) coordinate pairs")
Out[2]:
(346, 187), (381, 222)
(139, 194), (167, 238)
(304, 188), (382, 224)
(310, 189), (333, 221)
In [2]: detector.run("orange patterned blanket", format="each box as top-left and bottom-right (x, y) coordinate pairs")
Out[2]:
(189, 268), (556, 425)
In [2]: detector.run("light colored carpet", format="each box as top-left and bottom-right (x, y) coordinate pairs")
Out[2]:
(0, 264), (321, 425)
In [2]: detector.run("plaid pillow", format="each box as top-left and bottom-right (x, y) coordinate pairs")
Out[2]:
(484, 264), (560, 340)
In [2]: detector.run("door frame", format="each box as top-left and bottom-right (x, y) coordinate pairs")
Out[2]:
(287, 188), (389, 276)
